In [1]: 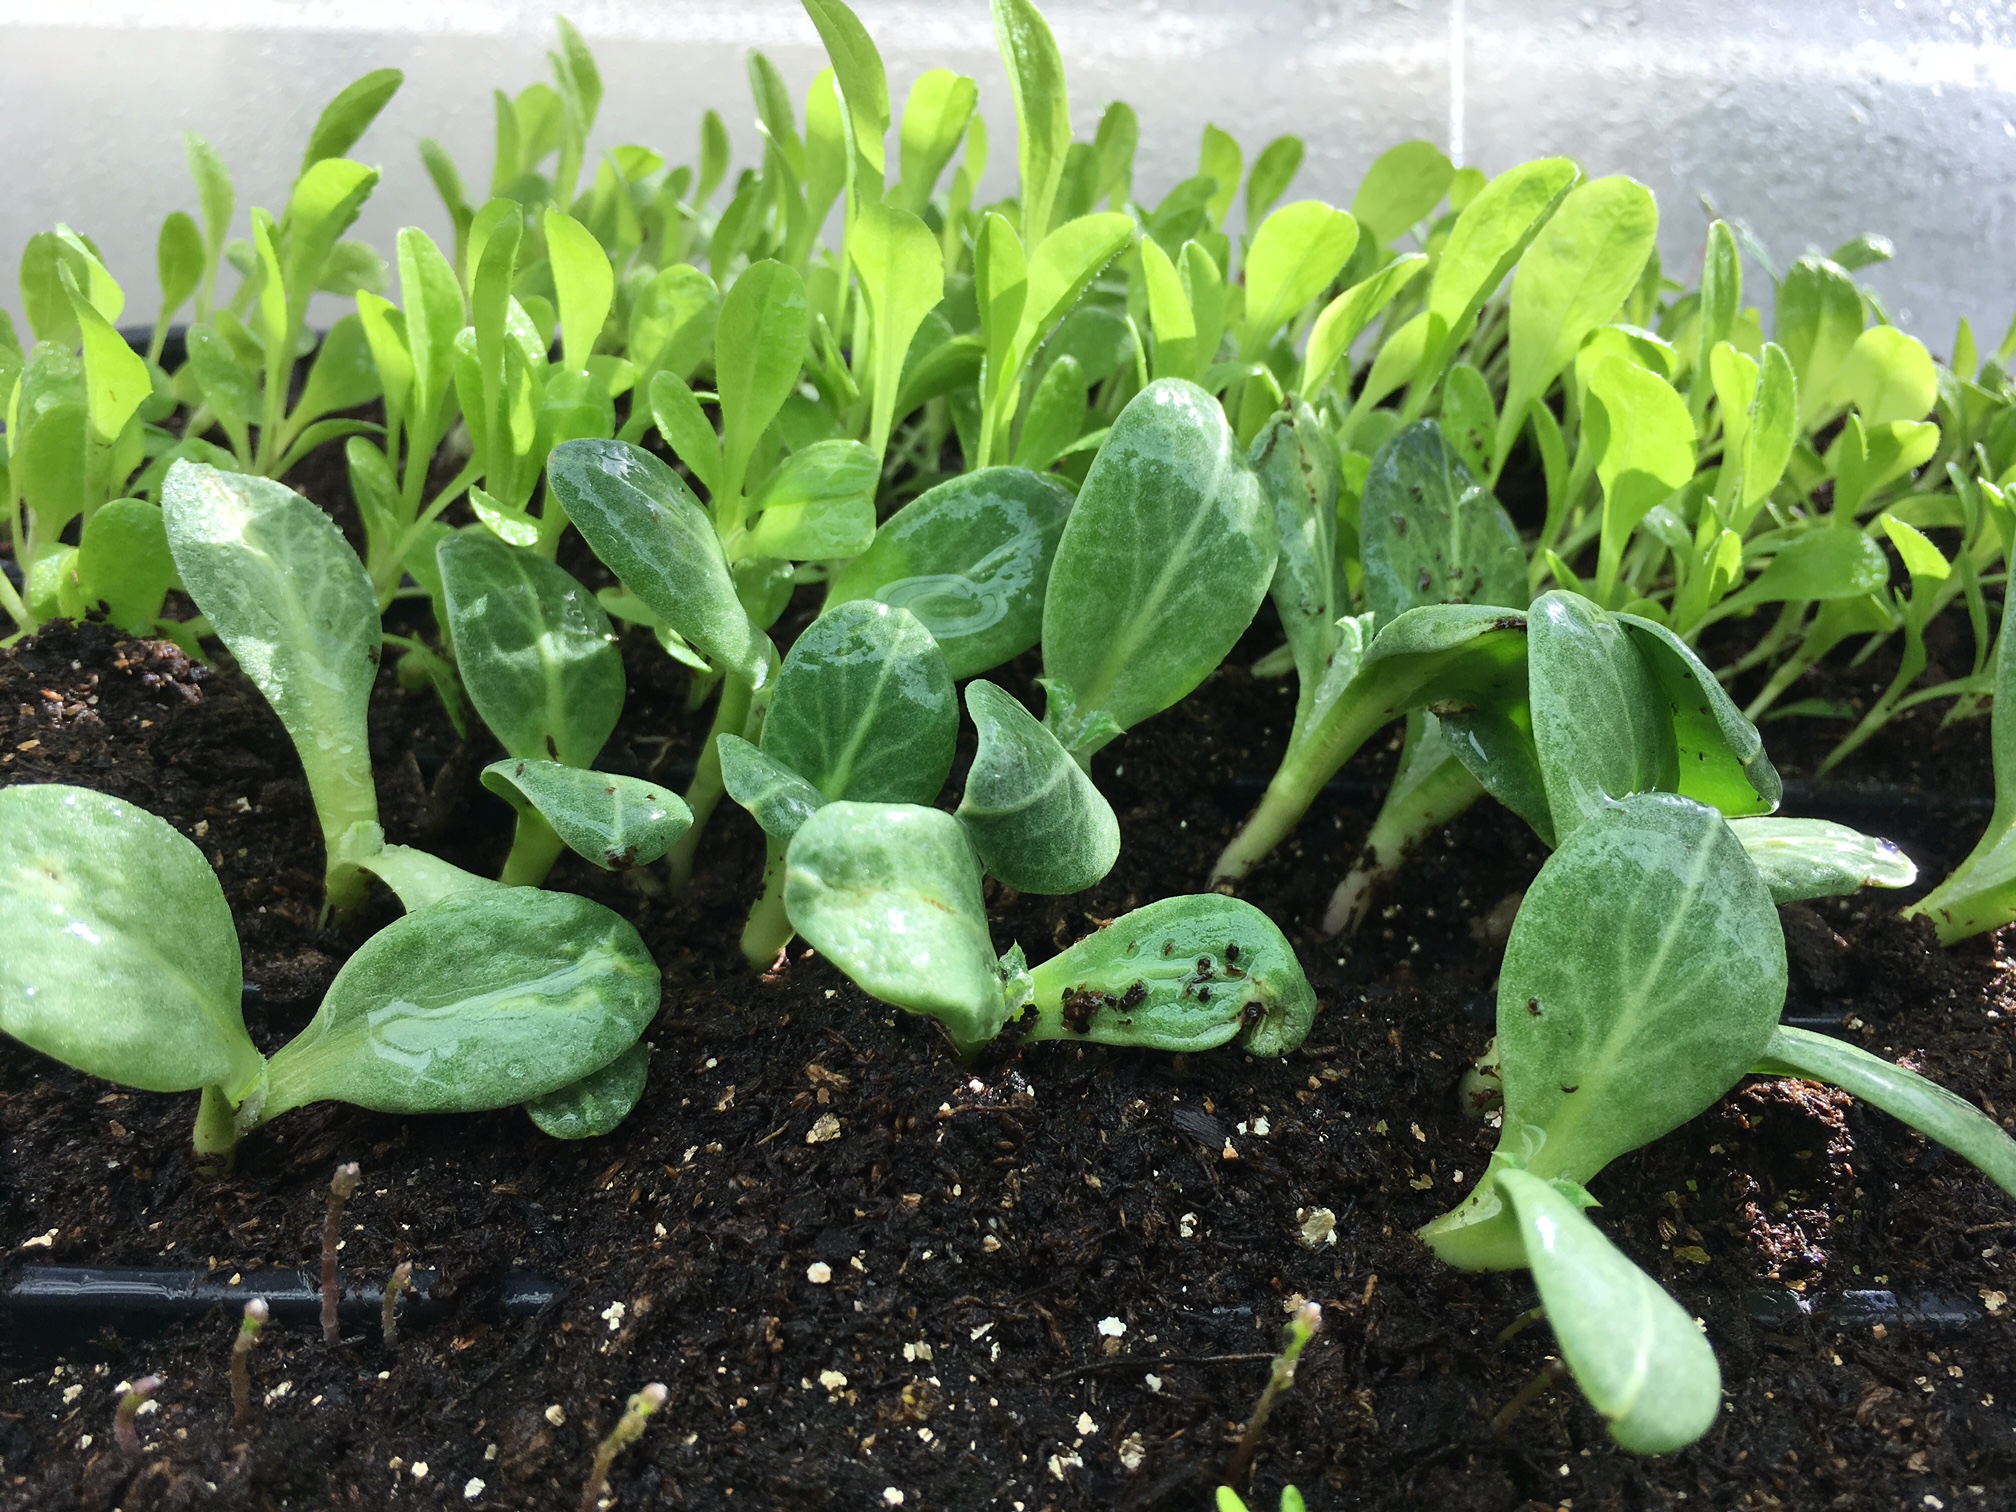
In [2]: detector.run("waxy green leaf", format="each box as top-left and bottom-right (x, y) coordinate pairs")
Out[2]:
(548, 439), (769, 681)
(826, 466), (1073, 679)
(162, 462), (381, 906)
(1024, 894), (1316, 1056)
(482, 759), (691, 871)
(525, 1039), (652, 1139)
(1497, 1168), (1722, 1454)
(719, 734), (829, 842)
(761, 600), (957, 804)
(1616, 612), (1781, 816)
(1041, 378), (1278, 759)
(439, 532), (623, 768)
(1727, 817), (1916, 902)
(956, 680), (1119, 894)
(260, 889), (659, 1122)
(785, 801), (1006, 1053)
(1358, 420), (1527, 623)
(1526, 592), (1676, 840)
(0, 785), (260, 1099)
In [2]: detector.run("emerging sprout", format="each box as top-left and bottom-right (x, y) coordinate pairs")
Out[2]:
(114, 1374), (161, 1454)
(323, 1161), (361, 1344)
(382, 1260), (414, 1348)
(1224, 1302), (1322, 1486)
(232, 1298), (269, 1425)
(579, 1382), (668, 1512)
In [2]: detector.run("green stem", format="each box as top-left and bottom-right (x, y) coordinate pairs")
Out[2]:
(193, 1084), (244, 1157)
(740, 835), (794, 969)
(1322, 741), (1484, 936)
(1210, 696), (1392, 885)
(666, 670), (757, 887)
(499, 808), (567, 887)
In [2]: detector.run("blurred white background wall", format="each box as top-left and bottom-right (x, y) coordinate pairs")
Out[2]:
(0, 0), (2011, 345)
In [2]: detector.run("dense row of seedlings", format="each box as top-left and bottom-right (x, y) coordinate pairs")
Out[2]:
(5, 0), (2016, 1478)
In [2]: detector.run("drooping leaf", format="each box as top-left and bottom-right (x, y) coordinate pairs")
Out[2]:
(259, 889), (659, 1121)
(481, 758), (691, 870)
(784, 801), (1006, 1053)
(1727, 817), (1916, 902)
(761, 600), (957, 804)
(1041, 378), (1278, 759)
(525, 1038), (652, 1139)
(438, 531), (624, 768)
(826, 466), (1073, 679)
(956, 680), (1119, 894)
(1024, 894), (1316, 1056)
(0, 785), (260, 1098)
(1497, 1168), (1722, 1454)
(1755, 1025), (2016, 1199)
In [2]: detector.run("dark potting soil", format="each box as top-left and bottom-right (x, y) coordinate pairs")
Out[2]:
(4, 542), (2016, 1511)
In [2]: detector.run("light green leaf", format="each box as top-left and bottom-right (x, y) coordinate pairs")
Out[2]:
(629, 264), (719, 387)
(438, 530), (623, 768)
(1011, 212), (1135, 375)
(545, 208), (614, 371)
(525, 1039), (651, 1139)
(77, 498), (176, 634)
(1775, 255), (1864, 425)
(156, 211), (205, 320)
(1350, 139), (1454, 246)
(1417, 158), (1580, 399)
(301, 67), (403, 170)
(162, 462), (381, 906)
(957, 679), (1119, 894)
(1704, 529), (1889, 623)
(1299, 254), (1427, 398)
(0, 784), (260, 1098)
(1844, 325), (1937, 427)
(851, 199), (945, 459)
(826, 466), (1073, 679)
(1359, 420), (1527, 623)
(646, 369), (723, 497)
(1041, 378), (1278, 759)
(785, 801), (1006, 1053)
(469, 485), (541, 548)
(741, 438), (878, 560)
(62, 268), (150, 443)
(1587, 354), (1696, 594)
(991, 0), (1071, 242)
(1238, 200), (1358, 357)
(547, 439), (767, 681)
(358, 843), (503, 912)
(1497, 1168), (1721, 1454)
(762, 599), (957, 803)
(1012, 353), (1086, 472)
(1245, 136), (1304, 226)
(281, 158), (381, 332)
(1756, 1025), (2016, 1199)
(259, 889), (659, 1121)
(894, 68), (979, 216)
(1024, 894), (1317, 1056)
(481, 758), (691, 870)
(720, 734), (828, 842)
(1138, 236), (1197, 382)
(1880, 512), (1950, 582)
(1616, 611), (1781, 817)
(290, 313), (382, 430)
(801, 0), (890, 181)
(397, 227), (466, 434)
(1499, 176), (1658, 466)
(715, 260), (810, 502)
(1727, 817), (1915, 902)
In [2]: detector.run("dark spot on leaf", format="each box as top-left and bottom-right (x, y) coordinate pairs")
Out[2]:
(1224, 942), (1240, 964)
(545, 735), (560, 759)
(1526, 997), (1542, 1016)
(1560, 1084), (1579, 1094)
(606, 845), (639, 869)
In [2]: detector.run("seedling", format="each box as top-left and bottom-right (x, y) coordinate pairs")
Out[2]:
(382, 1261), (414, 1348)
(114, 1375), (160, 1455)
(1908, 617), (2016, 941)
(580, 1382), (668, 1512)
(0, 784), (662, 1154)
(1224, 1301), (1321, 1486)
(232, 1298), (267, 1425)
(1418, 791), (2016, 1451)
(323, 1162), (360, 1344)
(784, 800), (1313, 1057)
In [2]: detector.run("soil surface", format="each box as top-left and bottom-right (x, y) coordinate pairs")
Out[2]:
(4, 495), (2016, 1511)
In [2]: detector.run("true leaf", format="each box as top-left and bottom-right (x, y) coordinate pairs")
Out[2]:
(894, 68), (979, 215)
(439, 532), (623, 768)
(956, 679), (1120, 894)
(1350, 139), (1454, 246)
(1238, 200), (1358, 357)
(1497, 1168), (1722, 1454)
(826, 466), (1073, 679)
(77, 498), (176, 634)
(990, 0), (1070, 243)
(785, 801), (1005, 1053)
(1299, 254), (1427, 398)
(481, 758), (691, 870)
(302, 67), (403, 170)
(715, 261), (810, 502)
(545, 208), (614, 371)
(259, 890), (659, 1121)
(851, 199), (945, 459)
(741, 438), (877, 560)
(1617, 612), (1782, 816)
(1843, 324), (1937, 427)
(801, 0), (890, 182)
(1041, 378), (1278, 759)
(1776, 255), (1864, 424)
(0, 784), (261, 1098)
